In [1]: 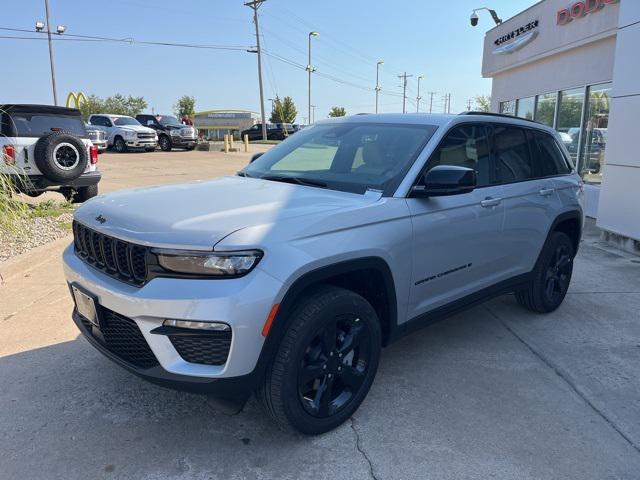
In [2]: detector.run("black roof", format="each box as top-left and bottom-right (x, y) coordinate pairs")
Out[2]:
(0, 104), (81, 116)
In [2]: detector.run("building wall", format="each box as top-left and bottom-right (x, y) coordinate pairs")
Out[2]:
(482, 0), (620, 110)
(596, 1), (640, 242)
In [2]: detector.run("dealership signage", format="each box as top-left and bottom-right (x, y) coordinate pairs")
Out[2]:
(557, 0), (618, 25)
(493, 20), (540, 55)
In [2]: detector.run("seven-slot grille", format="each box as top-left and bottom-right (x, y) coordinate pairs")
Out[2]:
(73, 221), (148, 286)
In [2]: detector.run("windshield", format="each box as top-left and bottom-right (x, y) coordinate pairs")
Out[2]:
(114, 116), (141, 126)
(243, 122), (437, 195)
(158, 115), (182, 126)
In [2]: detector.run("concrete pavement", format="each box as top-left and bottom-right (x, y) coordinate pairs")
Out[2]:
(1, 150), (639, 479)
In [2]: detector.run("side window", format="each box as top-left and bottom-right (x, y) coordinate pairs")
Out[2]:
(534, 130), (571, 175)
(428, 124), (491, 187)
(89, 116), (100, 126)
(492, 126), (534, 183)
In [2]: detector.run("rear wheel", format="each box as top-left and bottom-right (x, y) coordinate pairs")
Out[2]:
(258, 285), (381, 435)
(516, 231), (574, 313)
(65, 184), (98, 203)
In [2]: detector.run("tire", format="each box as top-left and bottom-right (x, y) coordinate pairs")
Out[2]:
(33, 132), (88, 182)
(185, 145), (195, 151)
(159, 135), (172, 151)
(516, 231), (574, 313)
(68, 184), (98, 203)
(257, 285), (382, 435)
(113, 136), (127, 153)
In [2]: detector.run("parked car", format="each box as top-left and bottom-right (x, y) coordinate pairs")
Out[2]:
(1, 104), (100, 202)
(64, 112), (583, 434)
(136, 114), (197, 151)
(241, 123), (275, 141)
(87, 114), (157, 153)
(85, 124), (108, 153)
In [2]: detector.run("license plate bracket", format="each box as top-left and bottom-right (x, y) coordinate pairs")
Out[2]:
(71, 284), (101, 329)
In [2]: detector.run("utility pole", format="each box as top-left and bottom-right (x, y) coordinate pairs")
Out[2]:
(307, 31), (319, 125)
(375, 60), (384, 114)
(427, 92), (436, 113)
(416, 75), (424, 113)
(245, 0), (267, 140)
(467, 98), (472, 111)
(398, 72), (413, 114)
(448, 93), (452, 114)
(38, 0), (60, 105)
(310, 105), (316, 123)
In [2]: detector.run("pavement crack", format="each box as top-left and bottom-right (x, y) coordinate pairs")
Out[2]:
(485, 305), (640, 455)
(350, 417), (379, 480)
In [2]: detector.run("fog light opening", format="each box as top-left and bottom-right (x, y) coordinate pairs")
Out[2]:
(163, 319), (231, 331)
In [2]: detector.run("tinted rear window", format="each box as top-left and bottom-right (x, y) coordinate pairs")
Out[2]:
(5, 113), (87, 137)
(493, 126), (534, 183)
(533, 130), (572, 175)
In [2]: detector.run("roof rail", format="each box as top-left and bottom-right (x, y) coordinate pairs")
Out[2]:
(460, 111), (541, 124)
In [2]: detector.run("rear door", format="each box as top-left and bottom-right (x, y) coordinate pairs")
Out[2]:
(406, 123), (508, 318)
(494, 125), (563, 276)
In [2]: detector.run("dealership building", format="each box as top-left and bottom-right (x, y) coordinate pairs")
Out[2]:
(193, 109), (260, 140)
(482, 0), (639, 250)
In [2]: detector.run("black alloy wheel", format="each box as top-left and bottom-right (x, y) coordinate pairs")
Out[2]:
(298, 314), (372, 418)
(114, 137), (127, 153)
(159, 135), (172, 151)
(258, 285), (381, 434)
(516, 231), (574, 313)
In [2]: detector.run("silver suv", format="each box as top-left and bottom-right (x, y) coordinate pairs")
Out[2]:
(63, 113), (583, 434)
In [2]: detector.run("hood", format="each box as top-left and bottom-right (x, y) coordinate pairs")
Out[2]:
(74, 176), (378, 250)
(119, 124), (155, 134)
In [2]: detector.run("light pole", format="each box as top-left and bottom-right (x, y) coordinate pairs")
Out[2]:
(375, 60), (384, 114)
(307, 31), (319, 125)
(416, 75), (424, 113)
(36, 0), (65, 106)
(310, 105), (316, 123)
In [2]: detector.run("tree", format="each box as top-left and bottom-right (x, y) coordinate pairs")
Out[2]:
(328, 106), (346, 117)
(474, 95), (491, 112)
(79, 93), (147, 118)
(269, 96), (297, 123)
(174, 95), (196, 118)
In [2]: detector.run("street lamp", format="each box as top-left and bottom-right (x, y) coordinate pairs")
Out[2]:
(416, 75), (424, 113)
(307, 31), (319, 125)
(375, 60), (384, 114)
(470, 7), (502, 26)
(310, 104), (316, 123)
(35, 0), (65, 105)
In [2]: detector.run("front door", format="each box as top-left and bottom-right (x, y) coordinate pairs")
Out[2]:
(406, 124), (508, 320)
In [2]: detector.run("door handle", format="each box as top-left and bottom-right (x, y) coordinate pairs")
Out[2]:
(539, 187), (555, 196)
(480, 197), (502, 208)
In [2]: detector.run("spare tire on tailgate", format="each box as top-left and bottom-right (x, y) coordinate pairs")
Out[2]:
(34, 132), (88, 182)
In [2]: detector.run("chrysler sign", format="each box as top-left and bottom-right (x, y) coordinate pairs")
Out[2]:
(493, 20), (539, 55)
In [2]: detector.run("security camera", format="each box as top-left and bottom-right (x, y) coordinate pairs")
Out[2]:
(470, 12), (479, 27)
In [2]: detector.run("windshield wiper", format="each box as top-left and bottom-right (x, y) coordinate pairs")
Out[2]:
(260, 174), (327, 188)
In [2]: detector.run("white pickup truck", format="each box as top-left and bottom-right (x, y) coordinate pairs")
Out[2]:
(87, 114), (158, 153)
(1, 104), (100, 202)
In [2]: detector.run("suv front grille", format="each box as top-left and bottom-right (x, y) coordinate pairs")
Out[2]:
(169, 331), (232, 366)
(73, 221), (149, 286)
(79, 308), (159, 369)
(137, 132), (155, 139)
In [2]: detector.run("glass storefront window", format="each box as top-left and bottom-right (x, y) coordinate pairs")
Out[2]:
(516, 96), (535, 120)
(499, 100), (515, 116)
(556, 88), (585, 164)
(580, 83), (611, 184)
(535, 93), (557, 127)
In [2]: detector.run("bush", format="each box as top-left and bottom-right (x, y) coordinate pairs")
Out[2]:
(0, 169), (28, 235)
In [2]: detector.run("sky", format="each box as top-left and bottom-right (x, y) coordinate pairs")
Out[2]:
(2, 0), (536, 121)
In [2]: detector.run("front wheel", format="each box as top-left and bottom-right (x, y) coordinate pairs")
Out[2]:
(257, 285), (381, 435)
(516, 231), (574, 313)
(113, 137), (127, 153)
(159, 135), (172, 151)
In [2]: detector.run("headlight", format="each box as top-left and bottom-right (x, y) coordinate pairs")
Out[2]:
(124, 130), (136, 139)
(170, 129), (180, 136)
(155, 250), (262, 277)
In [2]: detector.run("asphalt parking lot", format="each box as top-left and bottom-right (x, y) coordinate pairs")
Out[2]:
(1, 149), (639, 479)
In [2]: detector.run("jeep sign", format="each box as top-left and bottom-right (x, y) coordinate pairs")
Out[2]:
(557, 0), (618, 25)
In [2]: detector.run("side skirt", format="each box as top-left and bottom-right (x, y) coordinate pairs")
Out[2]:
(388, 272), (532, 343)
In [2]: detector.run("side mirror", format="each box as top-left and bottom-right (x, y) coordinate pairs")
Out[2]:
(250, 152), (264, 163)
(410, 165), (476, 197)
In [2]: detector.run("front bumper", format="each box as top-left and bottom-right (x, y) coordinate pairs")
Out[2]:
(125, 139), (157, 148)
(171, 136), (197, 148)
(62, 244), (283, 394)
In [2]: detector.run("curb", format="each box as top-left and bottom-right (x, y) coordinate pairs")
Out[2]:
(0, 235), (72, 284)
